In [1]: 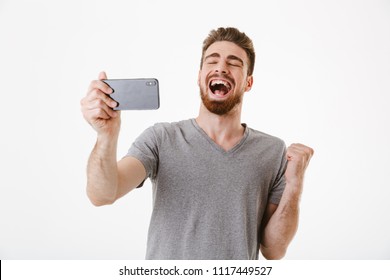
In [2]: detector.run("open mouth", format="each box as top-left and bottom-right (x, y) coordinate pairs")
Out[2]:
(209, 79), (232, 97)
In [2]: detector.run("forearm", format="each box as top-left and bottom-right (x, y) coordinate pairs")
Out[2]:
(260, 182), (302, 259)
(86, 134), (119, 206)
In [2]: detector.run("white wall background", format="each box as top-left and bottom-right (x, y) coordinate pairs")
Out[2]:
(0, 0), (389, 259)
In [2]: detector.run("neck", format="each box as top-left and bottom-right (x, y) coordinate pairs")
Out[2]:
(195, 103), (244, 150)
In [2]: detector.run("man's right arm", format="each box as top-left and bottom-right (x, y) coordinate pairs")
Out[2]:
(86, 135), (146, 206)
(81, 71), (146, 206)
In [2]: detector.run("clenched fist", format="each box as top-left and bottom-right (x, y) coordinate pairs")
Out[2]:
(285, 143), (314, 187)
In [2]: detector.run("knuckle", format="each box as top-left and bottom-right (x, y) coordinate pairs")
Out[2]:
(97, 80), (109, 90)
(93, 108), (104, 118)
(90, 88), (100, 96)
(95, 99), (105, 107)
(88, 80), (98, 90)
(102, 94), (111, 103)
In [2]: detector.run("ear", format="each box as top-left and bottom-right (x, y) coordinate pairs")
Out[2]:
(245, 75), (253, 92)
(197, 70), (201, 86)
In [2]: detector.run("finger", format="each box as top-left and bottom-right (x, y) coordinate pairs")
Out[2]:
(81, 89), (118, 108)
(98, 71), (107, 80)
(289, 143), (308, 150)
(87, 108), (111, 121)
(287, 147), (308, 159)
(82, 97), (113, 115)
(288, 143), (314, 156)
(88, 80), (113, 94)
(86, 88), (118, 108)
(87, 99), (118, 118)
(286, 147), (313, 165)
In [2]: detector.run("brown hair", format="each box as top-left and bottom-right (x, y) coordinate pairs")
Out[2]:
(200, 27), (255, 76)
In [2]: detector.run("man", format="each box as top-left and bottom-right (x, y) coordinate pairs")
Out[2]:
(80, 27), (314, 260)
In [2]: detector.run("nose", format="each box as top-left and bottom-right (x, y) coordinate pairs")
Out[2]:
(214, 61), (229, 74)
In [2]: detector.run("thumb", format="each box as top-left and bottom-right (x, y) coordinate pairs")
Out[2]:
(98, 71), (107, 80)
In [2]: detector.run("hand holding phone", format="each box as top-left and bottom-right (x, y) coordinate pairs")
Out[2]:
(81, 72), (121, 136)
(103, 79), (160, 110)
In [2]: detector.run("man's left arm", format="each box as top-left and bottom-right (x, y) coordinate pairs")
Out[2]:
(260, 143), (314, 260)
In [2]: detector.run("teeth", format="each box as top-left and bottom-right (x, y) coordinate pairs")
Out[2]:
(211, 79), (231, 89)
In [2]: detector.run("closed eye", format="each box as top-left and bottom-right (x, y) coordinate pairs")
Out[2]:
(207, 60), (218, 64)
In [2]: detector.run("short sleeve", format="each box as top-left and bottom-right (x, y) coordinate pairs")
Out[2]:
(125, 125), (159, 181)
(268, 143), (288, 204)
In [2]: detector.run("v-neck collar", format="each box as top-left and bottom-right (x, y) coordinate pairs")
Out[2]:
(190, 118), (249, 154)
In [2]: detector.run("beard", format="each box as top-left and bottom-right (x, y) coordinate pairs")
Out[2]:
(199, 85), (243, 116)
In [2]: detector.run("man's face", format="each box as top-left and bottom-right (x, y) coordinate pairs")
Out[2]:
(198, 41), (253, 115)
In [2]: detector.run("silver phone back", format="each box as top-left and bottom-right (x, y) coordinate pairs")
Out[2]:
(104, 78), (159, 110)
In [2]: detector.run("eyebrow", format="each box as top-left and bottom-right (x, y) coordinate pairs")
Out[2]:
(205, 53), (244, 66)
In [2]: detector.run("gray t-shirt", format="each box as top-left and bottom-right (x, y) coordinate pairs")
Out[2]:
(126, 119), (287, 260)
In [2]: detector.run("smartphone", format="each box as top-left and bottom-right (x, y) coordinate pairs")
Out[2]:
(103, 78), (160, 110)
